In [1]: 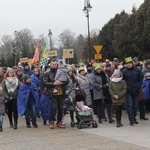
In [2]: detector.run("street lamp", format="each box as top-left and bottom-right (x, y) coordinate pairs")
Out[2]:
(83, 0), (92, 62)
(48, 29), (52, 50)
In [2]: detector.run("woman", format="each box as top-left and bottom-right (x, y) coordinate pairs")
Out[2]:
(2, 68), (20, 129)
(93, 63), (114, 124)
(67, 68), (79, 124)
(77, 66), (92, 106)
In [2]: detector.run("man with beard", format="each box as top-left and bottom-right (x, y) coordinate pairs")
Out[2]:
(43, 60), (68, 129)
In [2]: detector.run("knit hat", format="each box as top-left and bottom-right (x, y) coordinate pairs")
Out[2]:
(145, 59), (150, 65)
(6, 68), (14, 73)
(95, 63), (102, 70)
(58, 59), (64, 66)
(113, 69), (122, 78)
(133, 57), (139, 62)
(114, 58), (119, 62)
(22, 74), (30, 81)
(16, 68), (22, 73)
(125, 57), (133, 63)
(105, 63), (111, 68)
(78, 66), (85, 73)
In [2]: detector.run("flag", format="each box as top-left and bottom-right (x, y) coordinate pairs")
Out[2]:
(31, 43), (40, 65)
(40, 45), (48, 66)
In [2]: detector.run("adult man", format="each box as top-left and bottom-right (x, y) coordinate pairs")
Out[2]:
(113, 58), (123, 70)
(122, 57), (142, 125)
(43, 60), (68, 129)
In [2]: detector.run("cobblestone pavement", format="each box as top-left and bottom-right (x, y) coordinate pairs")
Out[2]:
(0, 113), (149, 150)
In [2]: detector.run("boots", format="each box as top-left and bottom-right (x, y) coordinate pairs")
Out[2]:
(13, 122), (17, 129)
(97, 105), (103, 124)
(106, 104), (115, 123)
(116, 122), (120, 128)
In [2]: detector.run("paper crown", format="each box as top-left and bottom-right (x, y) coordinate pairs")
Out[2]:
(125, 57), (133, 63)
(94, 63), (102, 70)
(78, 66), (85, 72)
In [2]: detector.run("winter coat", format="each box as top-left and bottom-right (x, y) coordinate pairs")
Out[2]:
(122, 66), (142, 96)
(1, 77), (20, 100)
(54, 67), (68, 82)
(0, 94), (5, 114)
(43, 69), (68, 97)
(109, 79), (127, 105)
(92, 71), (109, 100)
(67, 75), (79, 99)
(17, 82), (40, 115)
(77, 74), (92, 106)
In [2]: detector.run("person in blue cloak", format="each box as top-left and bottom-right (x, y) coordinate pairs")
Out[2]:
(17, 74), (40, 128)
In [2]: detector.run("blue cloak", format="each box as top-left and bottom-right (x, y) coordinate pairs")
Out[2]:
(142, 80), (150, 100)
(31, 74), (39, 87)
(40, 94), (52, 121)
(17, 82), (40, 115)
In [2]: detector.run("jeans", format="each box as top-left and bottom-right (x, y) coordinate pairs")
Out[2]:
(25, 103), (36, 125)
(0, 115), (3, 126)
(51, 95), (65, 123)
(126, 94), (137, 122)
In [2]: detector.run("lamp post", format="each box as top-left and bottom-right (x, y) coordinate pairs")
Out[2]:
(48, 29), (52, 50)
(83, 0), (92, 62)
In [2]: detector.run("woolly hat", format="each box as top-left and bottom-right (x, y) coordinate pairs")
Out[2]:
(145, 59), (150, 65)
(22, 74), (30, 81)
(58, 59), (64, 66)
(78, 66), (85, 73)
(125, 57), (133, 63)
(133, 57), (139, 62)
(114, 58), (119, 62)
(6, 68), (14, 73)
(113, 69), (122, 78)
(105, 63), (111, 68)
(16, 68), (22, 73)
(95, 63), (102, 70)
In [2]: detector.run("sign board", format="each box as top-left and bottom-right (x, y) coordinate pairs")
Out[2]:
(93, 45), (103, 54)
(20, 57), (29, 63)
(63, 49), (74, 58)
(46, 50), (57, 57)
(94, 54), (102, 60)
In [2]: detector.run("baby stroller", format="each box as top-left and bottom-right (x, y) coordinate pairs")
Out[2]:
(67, 88), (98, 129)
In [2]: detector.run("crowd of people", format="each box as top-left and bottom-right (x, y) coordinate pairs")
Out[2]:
(0, 56), (150, 132)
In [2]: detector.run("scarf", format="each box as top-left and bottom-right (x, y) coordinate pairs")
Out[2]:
(5, 77), (18, 93)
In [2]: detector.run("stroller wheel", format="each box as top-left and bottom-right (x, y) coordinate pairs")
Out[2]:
(92, 122), (98, 128)
(77, 123), (82, 129)
(70, 121), (75, 127)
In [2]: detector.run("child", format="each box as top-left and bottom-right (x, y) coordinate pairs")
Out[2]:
(17, 75), (40, 128)
(0, 86), (5, 132)
(109, 69), (127, 127)
(53, 59), (68, 93)
(76, 101), (92, 112)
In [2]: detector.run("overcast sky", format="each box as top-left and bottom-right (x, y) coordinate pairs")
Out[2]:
(0, 0), (144, 40)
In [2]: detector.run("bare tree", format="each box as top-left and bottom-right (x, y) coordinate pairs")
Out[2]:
(14, 29), (35, 58)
